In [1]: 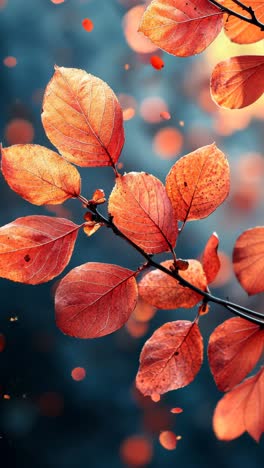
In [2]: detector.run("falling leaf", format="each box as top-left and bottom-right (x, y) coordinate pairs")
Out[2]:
(159, 430), (177, 450)
(1, 145), (81, 205)
(233, 226), (264, 295)
(42, 66), (124, 167)
(136, 320), (203, 395)
(222, 0), (264, 44)
(139, 259), (207, 309)
(108, 172), (177, 254)
(166, 144), (230, 221)
(210, 55), (264, 109)
(208, 317), (264, 392)
(82, 18), (94, 32)
(201, 232), (220, 284)
(213, 367), (264, 442)
(0, 216), (80, 284)
(139, 0), (223, 57)
(55, 263), (138, 338)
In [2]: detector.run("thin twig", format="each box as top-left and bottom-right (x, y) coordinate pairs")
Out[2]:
(208, 0), (264, 31)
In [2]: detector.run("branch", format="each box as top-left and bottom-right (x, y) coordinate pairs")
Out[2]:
(80, 197), (264, 327)
(208, 0), (264, 31)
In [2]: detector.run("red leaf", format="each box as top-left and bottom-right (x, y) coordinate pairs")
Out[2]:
(139, 259), (207, 309)
(210, 55), (264, 109)
(202, 232), (220, 284)
(1, 144), (81, 205)
(139, 0), (223, 57)
(208, 317), (264, 392)
(42, 66), (124, 167)
(213, 367), (264, 442)
(166, 144), (230, 221)
(159, 431), (177, 450)
(0, 216), (80, 284)
(233, 226), (264, 295)
(136, 320), (203, 395)
(55, 263), (138, 338)
(108, 172), (177, 254)
(222, 0), (264, 44)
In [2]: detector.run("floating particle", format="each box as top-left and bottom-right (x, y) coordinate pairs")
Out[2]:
(82, 18), (94, 32)
(124, 63), (130, 70)
(179, 120), (184, 127)
(10, 316), (18, 322)
(150, 55), (164, 70)
(71, 367), (86, 381)
(3, 56), (17, 68)
(160, 111), (171, 121)
(3, 394), (10, 400)
(5, 118), (34, 145)
(170, 407), (183, 414)
(159, 430), (177, 450)
(120, 435), (153, 467)
(50, 0), (65, 4)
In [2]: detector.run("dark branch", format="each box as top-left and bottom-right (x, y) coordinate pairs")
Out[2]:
(208, 0), (264, 31)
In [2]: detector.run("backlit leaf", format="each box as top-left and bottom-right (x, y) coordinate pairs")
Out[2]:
(136, 320), (203, 395)
(210, 56), (264, 109)
(55, 262), (138, 338)
(139, 0), (223, 56)
(139, 259), (207, 309)
(0, 216), (80, 284)
(213, 367), (264, 442)
(1, 144), (81, 205)
(233, 226), (264, 295)
(166, 144), (230, 221)
(222, 0), (264, 44)
(42, 66), (124, 167)
(202, 232), (220, 284)
(108, 172), (177, 254)
(208, 317), (264, 392)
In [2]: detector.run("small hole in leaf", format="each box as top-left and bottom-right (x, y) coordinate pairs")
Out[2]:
(24, 254), (31, 262)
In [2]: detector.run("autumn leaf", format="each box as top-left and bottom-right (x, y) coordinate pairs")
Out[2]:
(210, 55), (264, 109)
(202, 232), (220, 284)
(213, 367), (264, 442)
(55, 263), (138, 338)
(42, 66), (124, 167)
(0, 216), (80, 284)
(222, 0), (264, 44)
(166, 144), (230, 222)
(233, 226), (264, 295)
(1, 144), (81, 205)
(108, 172), (177, 254)
(139, 259), (207, 309)
(139, 0), (223, 56)
(136, 320), (203, 395)
(208, 317), (264, 392)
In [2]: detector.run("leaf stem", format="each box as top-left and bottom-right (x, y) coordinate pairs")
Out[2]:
(208, 0), (264, 30)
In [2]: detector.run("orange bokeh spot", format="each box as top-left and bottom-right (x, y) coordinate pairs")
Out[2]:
(38, 392), (64, 417)
(5, 118), (34, 145)
(153, 127), (183, 159)
(123, 5), (158, 53)
(151, 393), (160, 403)
(120, 435), (153, 467)
(132, 298), (156, 322)
(126, 318), (148, 338)
(3, 394), (11, 400)
(50, 0), (65, 4)
(160, 111), (171, 121)
(170, 407), (183, 414)
(118, 93), (137, 121)
(0, 333), (6, 352)
(3, 56), (17, 68)
(71, 367), (86, 381)
(150, 55), (164, 70)
(210, 251), (232, 288)
(140, 97), (168, 124)
(82, 18), (94, 32)
(159, 430), (177, 450)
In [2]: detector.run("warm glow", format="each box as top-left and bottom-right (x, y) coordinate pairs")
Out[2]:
(71, 367), (86, 381)
(5, 118), (34, 145)
(123, 5), (158, 53)
(153, 127), (183, 159)
(119, 435), (153, 467)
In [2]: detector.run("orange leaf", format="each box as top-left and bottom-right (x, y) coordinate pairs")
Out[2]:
(139, 0), (223, 57)
(210, 55), (264, 109)
(55, 263), (138, 338)
(136, 320), (203, 395)
(0, 216), (80, 284)
(233, 226), (264, 295)
(166, 144), (230, 221)
(222, 0), (264, 44)
(208, 317), (264, 392)
(213, 367), (264, 442)
(1, 144), (81, 205)
(108, 172), (177, 254)
(139, 259), (207, 309)
(202, 232), (220, 284)
(42, 66), (124, 167)
(159, 430), (177, 450)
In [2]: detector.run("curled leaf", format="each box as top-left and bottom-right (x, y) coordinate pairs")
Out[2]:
(136, 320), (203, 395)
(202, 232), (220, 284)
(42, 66), (124, 167)
(55, 262), (138, 338)
(0, 216), (80, 284)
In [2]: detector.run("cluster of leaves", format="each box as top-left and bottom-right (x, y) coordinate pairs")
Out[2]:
(139, 0), (264, 109)
(1, 65), (264, 443)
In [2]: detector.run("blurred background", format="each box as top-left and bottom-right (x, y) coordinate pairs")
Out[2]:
(0, 0), (264, 467)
